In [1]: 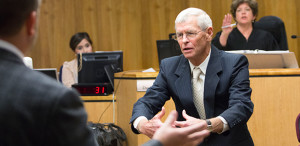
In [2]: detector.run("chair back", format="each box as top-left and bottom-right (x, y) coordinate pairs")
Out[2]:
(59, 65), (63, 83)
(296, 113), (300, 143)
(254, 16), (289, 50)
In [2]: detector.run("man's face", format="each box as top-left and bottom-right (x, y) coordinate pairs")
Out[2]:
(175, 17), (212, 65)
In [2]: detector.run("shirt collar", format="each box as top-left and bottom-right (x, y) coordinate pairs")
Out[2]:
(189, 48), (211, 75)
(0, 39), (24, 60)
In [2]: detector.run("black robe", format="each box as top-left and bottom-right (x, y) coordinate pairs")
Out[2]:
(212, 27), (280, 51)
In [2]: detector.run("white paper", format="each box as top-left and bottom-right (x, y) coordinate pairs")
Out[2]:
(142, 68), (156, 72)
(137, 80), (155, 92)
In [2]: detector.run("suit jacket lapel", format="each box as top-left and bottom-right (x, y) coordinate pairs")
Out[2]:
(204, 46), (222, 118)
(174, 55), (200, 118)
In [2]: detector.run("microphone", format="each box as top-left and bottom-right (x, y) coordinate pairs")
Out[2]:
(291, 35), (300, 39)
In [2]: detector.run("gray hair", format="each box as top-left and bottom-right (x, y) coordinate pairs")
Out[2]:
(175, 8), (213, 31)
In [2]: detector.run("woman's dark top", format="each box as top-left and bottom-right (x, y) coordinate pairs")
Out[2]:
(212, 27), (280, 51)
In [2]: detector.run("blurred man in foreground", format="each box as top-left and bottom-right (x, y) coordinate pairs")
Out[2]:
(0, 0), (98, 145)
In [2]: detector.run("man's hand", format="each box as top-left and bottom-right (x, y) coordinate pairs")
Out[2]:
(174, 110), (205, 128)
(137, 107), (166, 138)
(175, 110), (224, 133)
(153, 110), (210, 146)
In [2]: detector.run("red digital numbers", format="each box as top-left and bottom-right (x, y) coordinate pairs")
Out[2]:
(95, 86), (105, 94)
(96, 87), (100, 94)
(74, 86), (107, 95)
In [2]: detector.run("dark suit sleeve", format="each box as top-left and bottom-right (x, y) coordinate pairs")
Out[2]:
(142, 139), (163, 146)
(219, 55), (254, 129)
(47, 90), (98, 146)
(130, 61), (171, 131)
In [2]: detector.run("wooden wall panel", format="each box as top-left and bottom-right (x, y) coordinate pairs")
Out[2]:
(28, 0), (300, 71)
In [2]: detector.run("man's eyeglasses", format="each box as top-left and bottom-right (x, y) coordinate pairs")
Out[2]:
(175, 31), (201, 41)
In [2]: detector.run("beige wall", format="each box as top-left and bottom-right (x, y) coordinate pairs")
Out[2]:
(28, 0), (300, 71)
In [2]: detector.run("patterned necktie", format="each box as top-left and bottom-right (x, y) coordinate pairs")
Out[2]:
(192, 67), (206, 119)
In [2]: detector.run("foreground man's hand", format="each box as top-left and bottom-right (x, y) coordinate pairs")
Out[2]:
(153, 110), (210, 146)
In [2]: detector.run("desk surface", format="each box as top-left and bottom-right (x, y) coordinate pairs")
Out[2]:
(250, 68), (300, 76)
(115, 70), (159, 78)
(81, 95), (115, 101)
(115, 68), (300, 78)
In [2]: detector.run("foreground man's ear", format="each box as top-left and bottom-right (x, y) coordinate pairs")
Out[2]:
(26, 11), (37, 37)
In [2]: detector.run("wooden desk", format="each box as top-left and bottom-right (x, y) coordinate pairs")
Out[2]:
(114, 71), (174, 146)
(248, 69), (300, 146)
(115, 69), (300, 146)
(81, 95), (117, 123)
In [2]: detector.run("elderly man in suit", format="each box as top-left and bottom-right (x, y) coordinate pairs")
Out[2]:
(0, 0), (97, 145)
(131, 8), (254, 146)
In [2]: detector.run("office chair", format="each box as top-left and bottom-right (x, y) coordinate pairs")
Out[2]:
(296, 113), (300, 144)
(254, 16), (289, 50)
(58, 65), (63, 83)
(156, 33), (181, 65)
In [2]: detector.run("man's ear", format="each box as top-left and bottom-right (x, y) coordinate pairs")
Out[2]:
(206, 27), (213, 41)
(26, 11), (37, 36)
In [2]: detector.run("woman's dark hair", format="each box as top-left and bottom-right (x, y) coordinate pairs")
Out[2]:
(69, 32), (93, 52)
(231, 0), (258, 21)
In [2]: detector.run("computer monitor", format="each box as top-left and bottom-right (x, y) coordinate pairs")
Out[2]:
(156, 33), (182, 65)
(77, 51), (123, 89)
(34, 68), (58, 81)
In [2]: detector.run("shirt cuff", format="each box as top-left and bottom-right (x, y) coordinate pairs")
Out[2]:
(217, 116), (229, 133)
(133, 116), (148, 131)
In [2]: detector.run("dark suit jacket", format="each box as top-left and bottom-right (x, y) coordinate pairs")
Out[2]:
(130, 46), (254, 146)
(142, 139), (163, 146)
(0, 49), (98, 146)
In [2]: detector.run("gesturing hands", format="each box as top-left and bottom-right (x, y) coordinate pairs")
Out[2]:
(137, 107), (166, 138)
(222, 13), (235, 33)
(153, 110), (210, 146)
(174, 110), (206, 128)
(138, 108), (211, 145)
(219, 13), (235, 47)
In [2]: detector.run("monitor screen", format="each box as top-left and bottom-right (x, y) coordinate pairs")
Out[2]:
(77, 51), (123, 89)
(34, 68), (58, 81)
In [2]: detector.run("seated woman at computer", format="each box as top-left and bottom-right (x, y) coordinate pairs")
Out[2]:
(61, 32), (93, 88)
(212, 0), (280, 51)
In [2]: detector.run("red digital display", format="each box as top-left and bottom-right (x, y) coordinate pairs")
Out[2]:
(72, 83), (113, 96)
(74, 86), (108, 95)
(80, 86), (106, 94)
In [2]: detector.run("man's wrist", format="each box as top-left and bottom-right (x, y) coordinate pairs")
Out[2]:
(133, 116), (148, 133)
(208, 117), (223, 133)
(205, 119), (213, 132)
